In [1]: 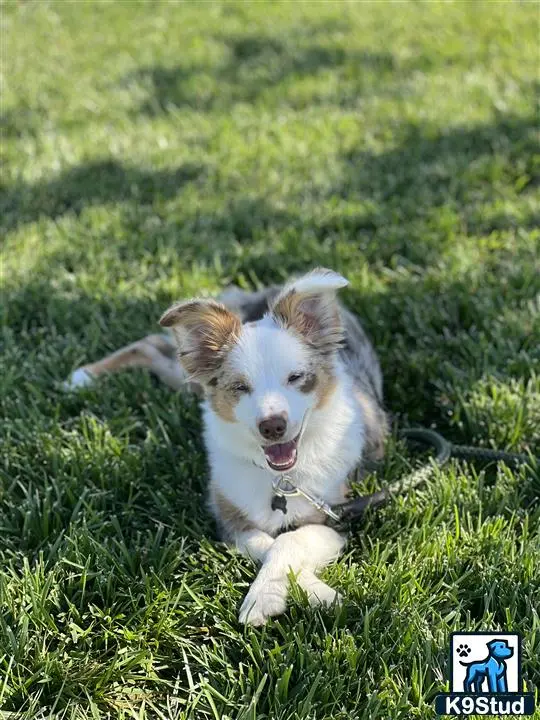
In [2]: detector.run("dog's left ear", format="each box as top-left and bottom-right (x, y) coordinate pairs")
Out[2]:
(270, 268), (348, 355)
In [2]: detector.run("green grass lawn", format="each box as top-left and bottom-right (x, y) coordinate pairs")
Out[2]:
(2, 1), (540, 717)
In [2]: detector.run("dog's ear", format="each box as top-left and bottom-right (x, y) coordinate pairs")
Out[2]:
(159, 299), (241, 381)
(270, 268), (348, 355)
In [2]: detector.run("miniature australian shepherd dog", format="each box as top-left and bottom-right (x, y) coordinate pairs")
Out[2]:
(67, 269), (388, 625)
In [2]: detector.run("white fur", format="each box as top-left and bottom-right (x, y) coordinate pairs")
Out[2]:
(225, 316), (313, 451)
(63, 368), (95, 390)
(205, 313), (366, 626)
(237, 525), (346, 626)
(275, 269), (349, 300)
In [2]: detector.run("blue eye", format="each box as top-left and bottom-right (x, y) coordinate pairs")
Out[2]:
(288, 372), (305, 384)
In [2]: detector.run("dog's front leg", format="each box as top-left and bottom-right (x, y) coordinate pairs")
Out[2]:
(238, 524), (346, 627)
(496, 672), (507, 693)
(234, 528), (276, 562)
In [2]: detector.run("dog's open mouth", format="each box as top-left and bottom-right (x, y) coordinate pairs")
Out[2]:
(263, 436), (298, 472)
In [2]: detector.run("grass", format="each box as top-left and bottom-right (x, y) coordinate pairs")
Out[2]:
(1, 0), (539, 717)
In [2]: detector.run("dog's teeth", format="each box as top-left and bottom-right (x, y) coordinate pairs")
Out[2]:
(264, 443), (298, 470)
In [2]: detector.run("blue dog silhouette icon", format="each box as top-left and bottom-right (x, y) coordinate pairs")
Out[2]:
(460, 639), (514, 693)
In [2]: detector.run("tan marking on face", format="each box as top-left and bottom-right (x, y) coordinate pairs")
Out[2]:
(209, 386), (238, 423)
(288, 334), (337, 409)
(315, 368), (338, 409)
(214, 491), (254, 535)
(207, 370), (251, 423)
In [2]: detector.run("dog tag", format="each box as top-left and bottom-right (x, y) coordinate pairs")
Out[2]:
(271, 494), (287, 514)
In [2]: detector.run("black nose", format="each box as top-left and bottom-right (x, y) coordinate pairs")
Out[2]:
(259, 415), (287, 441)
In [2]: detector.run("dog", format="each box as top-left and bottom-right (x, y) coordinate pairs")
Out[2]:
(460, 639), (514, 693)
(66, 269), (388, 625)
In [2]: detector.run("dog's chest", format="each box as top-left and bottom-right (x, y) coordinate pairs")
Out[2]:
(223, 461), (348, 535)
(262, 493), (328, 534)
(206, 382), (364, 534)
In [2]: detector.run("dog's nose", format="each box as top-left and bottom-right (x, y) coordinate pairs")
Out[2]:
(259, 415), (287, 441)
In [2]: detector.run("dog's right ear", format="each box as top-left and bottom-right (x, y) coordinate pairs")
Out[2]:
(159, 300), (241, 381)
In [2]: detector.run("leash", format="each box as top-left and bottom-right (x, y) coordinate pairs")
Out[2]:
(271, 428), (538, 531)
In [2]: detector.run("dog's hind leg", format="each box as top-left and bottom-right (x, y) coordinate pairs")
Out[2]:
(463, 671), (474, 693)
(64, 333), (190, 392)
(64, 284), (281, 392)
(473, 678), (485, 693)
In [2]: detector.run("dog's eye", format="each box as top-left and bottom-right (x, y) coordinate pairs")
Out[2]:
(288, 372), (305, 384)
(230, 381), (251, 394)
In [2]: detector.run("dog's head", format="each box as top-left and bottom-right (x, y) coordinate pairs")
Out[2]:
(160, 269), (348, 472)
(487, 639), (514, 660)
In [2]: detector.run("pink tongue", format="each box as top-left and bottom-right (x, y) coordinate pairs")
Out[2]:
(264, 441), (296, 465)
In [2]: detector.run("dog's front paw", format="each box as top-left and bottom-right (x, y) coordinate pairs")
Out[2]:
(239, 578), (288, 627)
(299, 572), (342, 608)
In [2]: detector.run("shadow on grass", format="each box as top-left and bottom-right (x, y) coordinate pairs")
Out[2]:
(0, 159), (204, 233)
(337, 114), (538, 202)
(322, 113), (539, 259)
(3, 110), (537, 246)
(126, 29), (532, 117)
(126, 32), (415, 115)
(1, 104), (45, 139)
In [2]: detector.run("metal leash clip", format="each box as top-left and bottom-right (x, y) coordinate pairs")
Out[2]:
(272, 475), (342, 523)
(272, 475), (301, 497)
